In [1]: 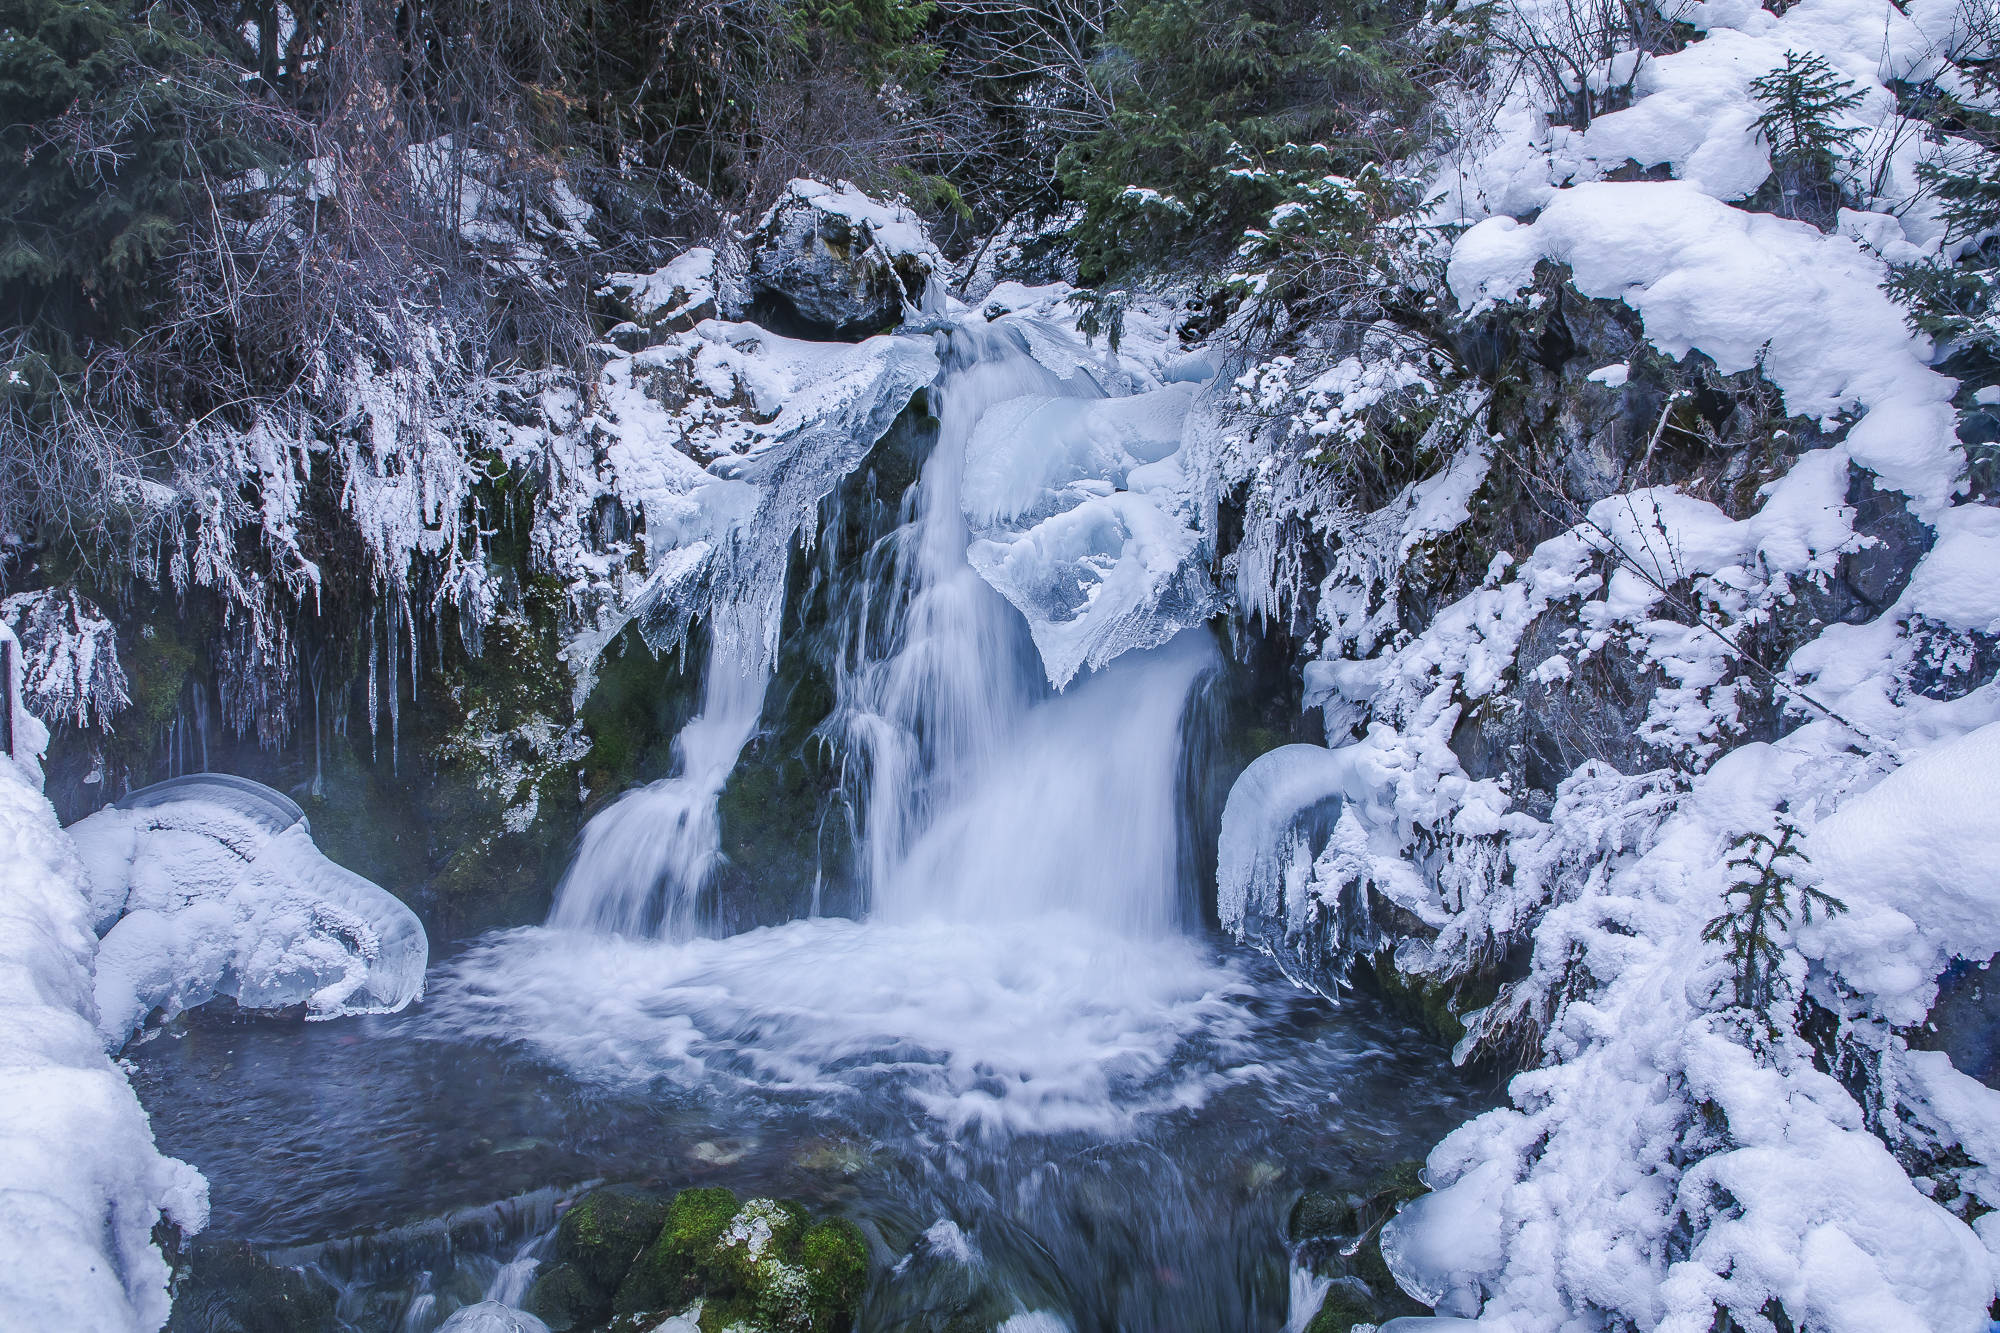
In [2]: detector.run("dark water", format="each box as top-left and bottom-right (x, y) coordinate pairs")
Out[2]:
(131, 926), (1484, 1333)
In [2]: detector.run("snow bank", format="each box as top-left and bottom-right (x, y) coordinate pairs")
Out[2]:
(70, 774), (428, 1041)
(0, 625), (207, 1332)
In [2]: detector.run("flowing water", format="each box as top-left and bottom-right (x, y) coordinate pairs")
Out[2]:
(129, 324), (1489, 1332)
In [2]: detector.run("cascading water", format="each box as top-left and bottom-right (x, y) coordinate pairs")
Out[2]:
(832, 322), (1207, 933)
(547, 596), (771, 938)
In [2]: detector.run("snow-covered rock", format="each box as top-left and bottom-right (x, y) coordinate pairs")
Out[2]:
(69, 773), (428, 1041)
(0, 623), (208, 1333)
(742, 180), (946, 336)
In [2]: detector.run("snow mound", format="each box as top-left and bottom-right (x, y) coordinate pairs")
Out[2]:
(0, 624), (207, 1333)
(1800, 720), (2000, 1025)
(69, 773), (428, 1041)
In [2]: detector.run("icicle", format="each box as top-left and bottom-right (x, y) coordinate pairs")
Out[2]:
(388, 592), (400, 778)
(407, 592), (420, 707)
(309, 655), (324, 800)
(366, 611), (379, 762)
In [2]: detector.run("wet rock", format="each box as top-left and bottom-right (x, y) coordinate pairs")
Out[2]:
(524, 1188), (671, 1329)
(1289, 1190), (1357, 1242)
(740, 181), (943, 340)
(562, 1189), (675, 1294)
(165, 1238), (340, 1333)
(524, 1262), (599, 1331)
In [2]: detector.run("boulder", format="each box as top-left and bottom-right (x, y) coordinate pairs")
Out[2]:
(742, 181), (944, 338)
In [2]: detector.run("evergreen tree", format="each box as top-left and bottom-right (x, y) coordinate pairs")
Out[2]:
(0, 0), (251, 356)
(1748, 49), (1863, 225)
(1054, 0), (1424, 282)
(1701, 820), (1843, 1020)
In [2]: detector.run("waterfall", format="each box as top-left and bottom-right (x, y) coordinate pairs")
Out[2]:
(547, 319), (1210, 941)
(548, 597), (771, 937)
(834, 323), (1209, 933)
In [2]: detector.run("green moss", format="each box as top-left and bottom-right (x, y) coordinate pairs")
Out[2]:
(800, 1218), (868, 1332)
(1305, 1284), (1378, 1333)
(559, 1188), (672, 1294)
(616, 1187), (741, 1315)
(613, 1190), (869, 1332)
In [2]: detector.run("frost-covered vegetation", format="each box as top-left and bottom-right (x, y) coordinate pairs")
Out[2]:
(6, 0), (2000, 1327)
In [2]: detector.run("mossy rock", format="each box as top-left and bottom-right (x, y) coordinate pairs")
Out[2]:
(1362, 1160), (1428, 1210)
(560, 1188), (674, 1293)
(1288, 1189), (1357, 1242)
(613, 1189), (868, 1332)
(524, 1261), (599, 1331)
(799, 1218), (868, 1331)
(1305, 1282), (1379, 1333)
(615, 1187), (743, 1315)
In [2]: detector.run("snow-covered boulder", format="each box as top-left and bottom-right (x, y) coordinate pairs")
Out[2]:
(0, 623), (208, 1332)
(69, 773), (429, 1041)
(742, 180), (945, 337)
(601, 247), (722, 336)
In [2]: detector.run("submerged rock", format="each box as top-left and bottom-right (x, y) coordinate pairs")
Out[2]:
(164, 1239), (340, 1333)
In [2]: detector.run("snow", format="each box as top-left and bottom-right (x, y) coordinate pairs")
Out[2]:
(1197, 0), (2000, 1322)
(1799, 720), (2000, 1025)
(69, 775), (428, 1040)
(1, 590), (130, 732)
(602, 248), (719, 328)
(0, 623), (207, 1333)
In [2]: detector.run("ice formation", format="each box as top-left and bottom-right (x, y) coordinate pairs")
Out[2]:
(0, 624), (207, 1332)
(69, 773), (428, 1041)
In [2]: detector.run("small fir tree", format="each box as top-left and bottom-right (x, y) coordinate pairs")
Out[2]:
(1749, 50), (1864, 225)
(1702, 819), (1845, 1020)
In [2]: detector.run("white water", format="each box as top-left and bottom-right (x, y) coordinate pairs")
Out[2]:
(449, 321), (1237, 1138)
(547, 598), (770, 937)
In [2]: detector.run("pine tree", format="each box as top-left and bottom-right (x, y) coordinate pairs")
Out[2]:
(1701, 820), (1844, 1020)
(1748, 50), (1864, 226)
(0, 0), (251, 353)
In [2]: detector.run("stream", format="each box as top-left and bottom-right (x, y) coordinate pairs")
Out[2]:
(126, 317), (1489, 1332)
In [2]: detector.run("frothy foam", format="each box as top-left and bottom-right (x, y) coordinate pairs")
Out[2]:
(426, 914), (1257, 1138)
